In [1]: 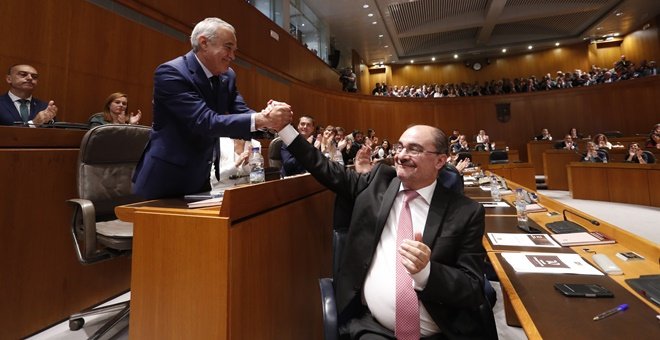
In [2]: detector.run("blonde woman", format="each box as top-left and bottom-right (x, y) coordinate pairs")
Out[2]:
(89, 92), (141, 127)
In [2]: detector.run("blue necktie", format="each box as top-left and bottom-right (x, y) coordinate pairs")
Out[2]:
(18, 99), (29, 122)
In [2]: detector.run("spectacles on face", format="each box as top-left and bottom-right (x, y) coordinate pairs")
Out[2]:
(395, 143), (441, 157)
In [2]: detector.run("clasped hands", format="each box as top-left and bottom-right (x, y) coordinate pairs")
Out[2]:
(258, 99), (293, 131)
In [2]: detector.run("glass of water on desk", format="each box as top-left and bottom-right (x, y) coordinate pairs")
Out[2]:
(515, 189), (528, 226)
(490, 176), (501, 202)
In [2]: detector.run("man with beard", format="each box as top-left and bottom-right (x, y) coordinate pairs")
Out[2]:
(277, 123), (496, 339)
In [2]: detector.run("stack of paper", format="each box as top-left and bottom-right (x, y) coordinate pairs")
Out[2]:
(501, 252), (603, 275)
(488, 233), (560, 248)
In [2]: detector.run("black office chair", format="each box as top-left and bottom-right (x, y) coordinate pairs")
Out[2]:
(489, 150), (509, 164)
(268, 137), (284, 169)
(642, 150), (656, 164)
(66, 124), (150, 338)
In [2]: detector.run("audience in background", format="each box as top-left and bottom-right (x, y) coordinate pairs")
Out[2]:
(315, 125), (344, 165)
(593, 133), (612, 150)
(1, 64), (57, 126)
(535, 128), (553, 141)
(89, 92), (142, 127)
(448, 129), (460, 145)
(475, 129), (491, 151)
(451, 134), (470, 153)
(372, 138), (393, 160)
(646, 123), (660, 149)
(568, 127), (586, 139)
(281, 115), (315, 176)
(210, 138), (257, 189)
(371, 56), (656, 98)
(582, 142), (607, 163)
(626, 143), (648, 164)
(557, 134), (578, 150)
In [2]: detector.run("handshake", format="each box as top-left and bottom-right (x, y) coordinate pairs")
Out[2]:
(256, 99), (293, 132)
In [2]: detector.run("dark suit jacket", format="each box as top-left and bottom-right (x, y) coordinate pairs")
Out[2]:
(0, 93), (48, 126)
(287, 135), (496, 339)
(132, 51), (256, 199)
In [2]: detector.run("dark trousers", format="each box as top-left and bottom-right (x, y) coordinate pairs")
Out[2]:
(340, 309), (446, 340)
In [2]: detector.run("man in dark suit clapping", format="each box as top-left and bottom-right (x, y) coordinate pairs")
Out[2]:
(1, 64), (57, 126)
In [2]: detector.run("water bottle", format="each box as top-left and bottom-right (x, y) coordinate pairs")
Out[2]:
(249, 146), (265, 184)
(515, 189), (528, 226)
(490, 176), (501, 202)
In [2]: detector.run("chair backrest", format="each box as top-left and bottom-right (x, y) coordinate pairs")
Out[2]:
(603, 131), (623, 138)
(268, 137), (284, 169)
(77, 124), (150, 220)
(643, 150), (656, 164)
(489, 150), (509, 164)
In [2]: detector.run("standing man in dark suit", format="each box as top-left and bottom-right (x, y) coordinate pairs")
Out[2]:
(132, 17), (292, 199)
(278, 124), (496, 339)
(1, 64), (58, 126)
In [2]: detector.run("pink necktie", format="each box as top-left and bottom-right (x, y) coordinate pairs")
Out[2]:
(395, 190), (420, 340)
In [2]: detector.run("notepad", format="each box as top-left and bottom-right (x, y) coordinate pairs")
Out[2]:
(550, 231), (616, 247)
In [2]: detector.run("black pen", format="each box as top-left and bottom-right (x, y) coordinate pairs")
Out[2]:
(593, 303), (628, 321)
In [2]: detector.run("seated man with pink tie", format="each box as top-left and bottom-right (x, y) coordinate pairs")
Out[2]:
(277, 123), (496, 339)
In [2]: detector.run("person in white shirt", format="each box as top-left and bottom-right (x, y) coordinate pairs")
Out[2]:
(210, 137), (260, 190)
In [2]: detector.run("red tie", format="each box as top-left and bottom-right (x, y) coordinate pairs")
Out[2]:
(396, 190), (420, 340)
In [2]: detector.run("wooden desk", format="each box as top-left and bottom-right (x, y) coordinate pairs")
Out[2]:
(543, 149), (582, 190)
(0, 126), (131, 339)
(468, 150), (520, 167)
(118, 174), (334, 339)
(568, 162), (660, 207)
(464, 180), (660, 339)
(483, 162), (536, 190)
(526, 140), (554, 175)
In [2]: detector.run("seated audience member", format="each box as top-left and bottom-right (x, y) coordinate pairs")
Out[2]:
(645, 123), (660, 149)
(372, 139), (393, 160)
(210, 138), (259, 189)
(1, 64), (57, 126)
(626, 143), (648, 164)
(582, 142), (607, 163)
(535, 128), (553, 141)
(475, 129), (491, 151)
(448, 130), (460, 145)
(451, 134), (470, 154)
(315, 125), (344, 165)
(342, 130), (364, 165)
(365, 128), (377, 148)
(593, 133), (612, 149)
(89, 92), (142, 127)
(281, 115), (315, 176)
(568, 127), (585, 139)
(556, 134), (578, 150)
(277, 123), (497, 339)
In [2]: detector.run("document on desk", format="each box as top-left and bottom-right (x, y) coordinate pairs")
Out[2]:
(481, 201), (510, 208)
(502, 252), (604, 275)
(187, 197), (223, 208)
(488, 233), (561, 248)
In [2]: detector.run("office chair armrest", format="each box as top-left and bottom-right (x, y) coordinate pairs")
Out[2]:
(67, 198), (109, 264)
(319, 278), (338, 340)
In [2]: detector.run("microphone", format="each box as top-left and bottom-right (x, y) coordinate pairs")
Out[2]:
(546, 209), (599, 234)
(563, 209), (600, 226)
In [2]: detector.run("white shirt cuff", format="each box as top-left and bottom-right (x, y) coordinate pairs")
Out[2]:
(250, 113), (256, 132)
(278, 125), (299, 145)
(412, 261), (431, 290)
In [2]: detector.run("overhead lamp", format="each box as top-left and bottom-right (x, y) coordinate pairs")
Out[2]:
(431, 57), (436, 61)
(372, 21), (377, 25)
(528, 45), (533, 50)
(368, 13), (373, 17)
(502, 48), (507, 53)
(555, 42), (560, 46)
(384, 45), (389, 48)
(410, 60), (414, 64)
(363, 4), (369, 9)
(379, 34), (384, 38)
(615, 11), (623, 16)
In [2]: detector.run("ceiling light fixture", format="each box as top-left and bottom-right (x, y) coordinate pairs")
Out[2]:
(372, 21), (377, 25)
(384, 45), (389, 48)
(528, 45), (533, 50)
(453, 54), (458, 59)
(363, 4), (369, 9)
(502, 48), (507, 53)
(432, 57), (436, 61)
(555, 42), (560, 46)
(378, 34), (383, 38)
(410, 60), (414, 64)
(615, 11), (623, 16)
(368, 13), (373, 17)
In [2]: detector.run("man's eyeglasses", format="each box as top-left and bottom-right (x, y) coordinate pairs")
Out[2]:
(394, 144), (441, 157)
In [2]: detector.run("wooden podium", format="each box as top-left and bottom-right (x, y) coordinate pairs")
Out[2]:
(116, 174), (334, 339)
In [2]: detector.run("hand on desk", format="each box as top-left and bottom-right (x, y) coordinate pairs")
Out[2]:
(399, 232), (431, 275)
